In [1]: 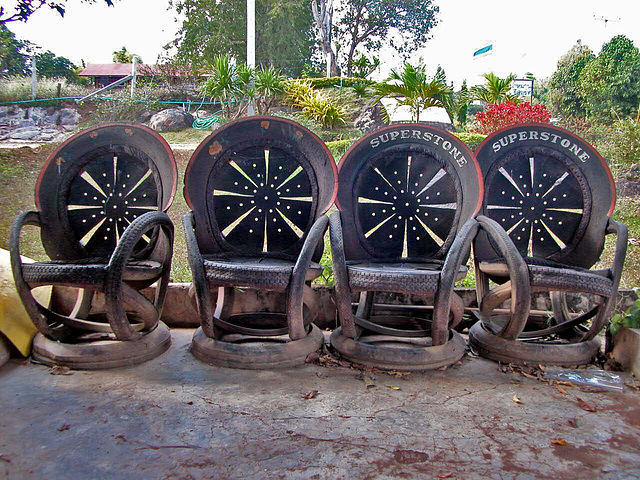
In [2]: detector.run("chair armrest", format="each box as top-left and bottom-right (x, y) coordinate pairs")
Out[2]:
(475, 215), (531, 340)
(287, 214), (329, 340)
(583, 218), (629, 340)
(9, 210), (65, 338)
(105, 211), (174, 341)
(432, 218), (479, 345)
(183, 211), (216, 338)
(329, 211), (357, 338)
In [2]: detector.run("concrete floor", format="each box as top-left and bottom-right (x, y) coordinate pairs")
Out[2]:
(0, 329), (639, 480)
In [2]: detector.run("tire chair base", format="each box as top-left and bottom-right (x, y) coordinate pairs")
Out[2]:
(190, 323), (323, 369)
(32, 321), (171, 370)
(330, 326), (466, 371)
(469, 321), (600, 366)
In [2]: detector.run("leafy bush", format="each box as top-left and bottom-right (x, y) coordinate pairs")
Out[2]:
(307, 76), (374, 89)
(609, 288), (640, 336)
(453, 132), (486, 151)
(470, 102), (551, 135)
(605, 119), (640, 170)
(254, 66), (285, 114)
(283, 79), (315, 106)
(297, 92), (346, 128)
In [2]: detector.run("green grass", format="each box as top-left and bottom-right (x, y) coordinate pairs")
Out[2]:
(160, 129), (213, 145)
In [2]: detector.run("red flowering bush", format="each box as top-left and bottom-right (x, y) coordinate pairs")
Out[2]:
(470, 102), (551, 135)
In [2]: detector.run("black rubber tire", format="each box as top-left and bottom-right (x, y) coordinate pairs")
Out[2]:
(330, 327), (466, 371)
(468, 321), (600, 366)
(190, 324), (323, 369)
(31, 322), (172, 370)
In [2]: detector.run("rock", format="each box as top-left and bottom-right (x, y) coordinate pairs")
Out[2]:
(0, 106), (8, 118)
(17, 118), (35, 128)
(610, 328), (640, 377)
(56, 108), (80, 126)
(9, 127), (41, 140)
(136, 110), (153, 124)
(0, 336), (9, 368)
(354, 99), (386, 134)
(616, 179), (640, 197)
(62, 125), (77, 132)
(149, 108), (194, 132)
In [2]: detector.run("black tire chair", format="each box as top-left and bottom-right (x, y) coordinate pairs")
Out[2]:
(10, 123), (176, 369)
(329, 124), (484, 370)
(183, 116), (337, 369)
(471, 123), (627, 366)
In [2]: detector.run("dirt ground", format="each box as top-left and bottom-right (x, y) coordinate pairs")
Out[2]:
(0, 329), (639, 480)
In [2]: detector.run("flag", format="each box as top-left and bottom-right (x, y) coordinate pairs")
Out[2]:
(473, 43), (494, 58)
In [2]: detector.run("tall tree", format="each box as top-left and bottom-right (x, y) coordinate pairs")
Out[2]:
(112, 46), (142, 63)
(548, 40), (594, 118)
(311, 0), (338, 76)
(0, 0), (116, 24)
(168, 0), (314, 77)
(0, 24), (29, 75)
(578, 35), (640, 120)
(34, 50), (77, 79)
(333, 0), (439, 77)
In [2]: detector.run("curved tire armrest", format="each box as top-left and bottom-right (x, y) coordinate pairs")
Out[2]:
(606, 218), (628, 289)
(329, 211), (357, 338)
(583, 218), (630, 341)
(183, 211), (216, 338)
(9, 210), (57, 337)
(475, 215), (531, 340)
(432, 218), (479, 345)
(287, 215), (329, 340)
(105, 211), (174, 341)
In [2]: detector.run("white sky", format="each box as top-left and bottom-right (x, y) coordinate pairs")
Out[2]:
(6, 0), (640, 87)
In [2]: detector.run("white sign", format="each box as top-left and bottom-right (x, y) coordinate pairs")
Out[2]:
(511, 79), (534, 99)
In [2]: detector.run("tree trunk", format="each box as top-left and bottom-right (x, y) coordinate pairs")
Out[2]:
(311, 0), (339, 77)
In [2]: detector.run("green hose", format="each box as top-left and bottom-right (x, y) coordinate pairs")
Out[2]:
(192, 115), (219, 129)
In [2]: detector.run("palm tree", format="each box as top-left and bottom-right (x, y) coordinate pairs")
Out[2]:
(375, 62), (452, 122)
(471, 72), (521, 104)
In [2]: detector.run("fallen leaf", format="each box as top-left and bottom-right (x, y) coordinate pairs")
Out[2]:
(551, 438), (568, 446)
(49, 365), (73, 375)
(438, 474), (454, 479)
(0, 455), (11, 463)
(625, 381), (640, 391)
(576, 397), (597, 412)
(57, 424), (70, 432)
(386, 385), (401, 391)
(521, 372), (538, 380)
(305, 352), (320, 363)
(580, 386), (608, 393)
(567, 418), (578, 428)
(556, 381), (574, 387)
(186, 401), (194, 405)
(556, 386), (568, 395)
(512, 394), (522, 405)
(302, 390), (319, 400)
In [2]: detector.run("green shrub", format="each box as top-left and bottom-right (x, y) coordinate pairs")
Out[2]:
(297, 92), (346, 128)
(603, 119), (640, 170)
(609, 288), (640, 336)
(307, 76), (374, 89)
(283, 79), (315, 106)
(453, 132), (486, 151)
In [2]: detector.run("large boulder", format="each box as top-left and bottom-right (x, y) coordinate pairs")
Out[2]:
(56, 108), (80, 126)
(9, 127), (41, 140)
(354, 99), (387, 134)
(149, 108), (194, 132)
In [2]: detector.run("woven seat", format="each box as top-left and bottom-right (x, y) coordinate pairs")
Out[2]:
(329, 124), (483, 370)
(10, 124), (176, 369)
(204, 256), (322, 290)
(471, 124), (628, 366)
(184, 117), (337, 369)
(22, 259), (163, 287)
(347, 261), (467, 296)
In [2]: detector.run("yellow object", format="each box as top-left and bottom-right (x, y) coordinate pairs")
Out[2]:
(0, 249), (50, 356)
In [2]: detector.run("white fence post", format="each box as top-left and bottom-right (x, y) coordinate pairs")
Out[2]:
(31, 55), (37, 100)
(131, 57), (137, 98)
(246, 0), (255, 116)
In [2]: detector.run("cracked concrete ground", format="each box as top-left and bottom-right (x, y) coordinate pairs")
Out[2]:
(0, 329), (639, 480)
